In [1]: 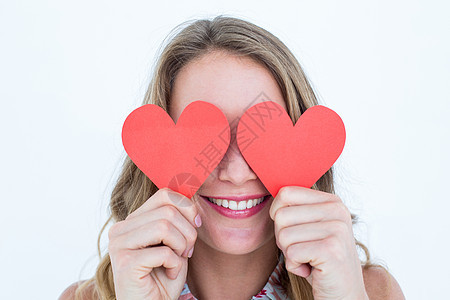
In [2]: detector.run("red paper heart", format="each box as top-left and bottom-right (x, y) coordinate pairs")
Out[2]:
(236, 101), (345, 196)
(122, 101), (230, 198)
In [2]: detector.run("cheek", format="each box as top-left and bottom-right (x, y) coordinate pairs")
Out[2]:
(201, 169), (220, 184)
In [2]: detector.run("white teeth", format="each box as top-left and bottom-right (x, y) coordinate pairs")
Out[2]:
(207, 196), (266, 210)
(238, 201), (247, 210)
(229, 200), (237, 210)
(246, 200), (253, 209)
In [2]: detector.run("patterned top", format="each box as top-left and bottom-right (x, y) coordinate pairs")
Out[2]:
(178, 253), (290, 300)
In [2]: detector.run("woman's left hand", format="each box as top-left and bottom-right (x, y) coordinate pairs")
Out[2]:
(269, 186), (369, 300)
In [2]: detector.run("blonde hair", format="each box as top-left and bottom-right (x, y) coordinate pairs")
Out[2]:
(75, 15), (388, 300)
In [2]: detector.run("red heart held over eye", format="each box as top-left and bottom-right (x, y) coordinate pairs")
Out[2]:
(121, 101), (230, 199)
(236, 101), (346, 197)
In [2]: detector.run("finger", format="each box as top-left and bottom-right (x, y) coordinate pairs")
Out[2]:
(127, 188), (200, 229)
(114, 246), (183, 281)
(273, 202), (352, 237)
(290, 262), (312, 278)
(111, 206), (198, 256)
(284, 238), (340, 272)
(269, 186), (342, 221)
(276, 220), (350, 253)
(112, 219), (188, 258)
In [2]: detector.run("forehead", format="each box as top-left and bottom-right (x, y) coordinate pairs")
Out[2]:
(169, 51), (287, 124)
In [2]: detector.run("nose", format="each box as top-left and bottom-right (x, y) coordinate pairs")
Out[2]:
(217, 137), (258, 185)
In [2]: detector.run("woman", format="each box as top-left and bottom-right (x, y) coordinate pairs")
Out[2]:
(60, 15), (405, 300)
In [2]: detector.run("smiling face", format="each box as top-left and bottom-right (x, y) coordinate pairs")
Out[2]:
(169, 50), (287, 255)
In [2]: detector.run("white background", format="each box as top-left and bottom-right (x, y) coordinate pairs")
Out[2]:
(1, 1), (448, 299)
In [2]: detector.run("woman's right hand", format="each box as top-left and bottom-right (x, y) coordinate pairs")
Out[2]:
(108, 187), (201, 300)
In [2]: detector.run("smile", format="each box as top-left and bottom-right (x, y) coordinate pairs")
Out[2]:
(200, 194), (272, 219)
(206, 196), (267, 210)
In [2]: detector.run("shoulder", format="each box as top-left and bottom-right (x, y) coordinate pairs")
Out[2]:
(362, 266), (405, 300)
(58, 280), (96, 300)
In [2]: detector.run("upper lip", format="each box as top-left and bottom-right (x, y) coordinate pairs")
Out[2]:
(201, 194), (270, 201)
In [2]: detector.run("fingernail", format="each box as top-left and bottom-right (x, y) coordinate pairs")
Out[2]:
(292, 264), (311, 278)
(182, 249), (189, 258)
(188, 247), (194, 258)
(194, 214), (202, 227)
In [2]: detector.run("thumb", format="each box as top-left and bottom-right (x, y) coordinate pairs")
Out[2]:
(291, 263), (313, 283)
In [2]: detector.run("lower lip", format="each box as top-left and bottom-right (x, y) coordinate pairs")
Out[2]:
(201, 195), (272, 219)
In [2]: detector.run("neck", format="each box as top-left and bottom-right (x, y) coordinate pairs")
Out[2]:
(186, 237), (279, 300)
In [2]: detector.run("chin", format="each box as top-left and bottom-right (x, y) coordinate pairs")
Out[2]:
(197, 220), (275, 255)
